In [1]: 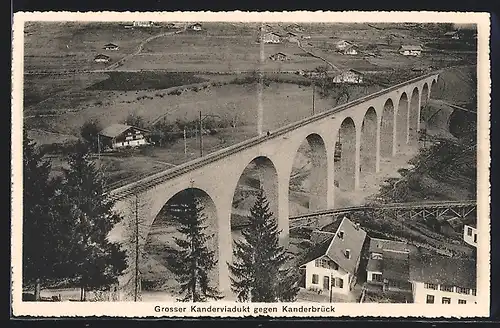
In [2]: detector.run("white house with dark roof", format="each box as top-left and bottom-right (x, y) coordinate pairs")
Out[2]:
(409, 254), (477, 304)
(261, 32), (282, 44)
(463, 223), (477, 247)
(98, 123), (151, 149)
(299, 217), (367, 295)
(103, 43), (119, 51)
(366, 238), (417, 292)
(399, 45), (423, 56)
(332, 69), (364, 84)
(94, 54), (111, 63)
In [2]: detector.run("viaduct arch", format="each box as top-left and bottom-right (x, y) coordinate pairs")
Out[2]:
(108, 73), (439, 300)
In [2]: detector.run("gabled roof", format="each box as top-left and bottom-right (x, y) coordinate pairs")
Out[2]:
(381, 250), (410, 281)
(325, 218), (366, 275)
(270, 52), (288, 57)
(369, 237), (416, 254)
(104, 43), (118, 47)
(444, 31), (459, 36)
(98, 124), (150, 138)
(264, 31), (282, 37)
(95, 54), (110, 59)
(400, 45), (423, 51)
(409, 253), (476, 289)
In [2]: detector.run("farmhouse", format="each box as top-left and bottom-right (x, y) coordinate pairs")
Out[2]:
(94, 54), (110, 63)
(334, 40), (353, 51)
(399, 45), (423, 56)
(299, 218), (367, 295)
(103, 43), (119, 51)
(409, 254), (477, 304)
(261, 32), (282, 44)
(341, 44), (358, 55)
(365, 238), (415, 292)
(269, 52), (290, 61)
(98, 124), (151, 149)
(189, 23), (203, 31)
(332, 69), (363, 84)
(133, 21), (155, 27)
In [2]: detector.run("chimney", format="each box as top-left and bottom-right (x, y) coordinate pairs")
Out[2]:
(345, 249), (351, 259)
(354, 223), (360, 230)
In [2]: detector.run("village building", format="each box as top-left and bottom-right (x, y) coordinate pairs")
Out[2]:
(399, 45), (423, 57)
(365, 238), (416, 293)
(103, 43), (119, 51)
(463, 223), (477, 247)
(332, 69), (363, 84)
(94, 54), (110, 63)
(133, 21), (155, 28)
(269, 52), (290, 61)
(299, 218), (367, 295)
(409, 254), (477, 304)
(444, 31), (461, 40)
(334, 40), (353, 51)
(341, 44), (359, 55)
(260, 32), (282, 44)
(98, 124), (151, 149)
(189, 23), (203, 31)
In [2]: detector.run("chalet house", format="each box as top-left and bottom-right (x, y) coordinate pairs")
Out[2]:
(189, 23), (203, 31)
(365, 238), (416, 292)
(409, 253), (477, 304)
(103, 43), (119, 51)
(94, 54), (110, 63)
(332, 69), (363, 84)
(341, 45), (358, 55)
(133, 21), (154, 27)
(334, 40), (353, 51)
(463, 223), (477, 247)
(98, 124), (151, 149)
(399, 45), (423, 57)
(299, 218), (367, 295)
(261, 32), (282, 44)
(269, 52), (290, 61)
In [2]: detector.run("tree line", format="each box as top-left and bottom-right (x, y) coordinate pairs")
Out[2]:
(23, 132), (300, 302)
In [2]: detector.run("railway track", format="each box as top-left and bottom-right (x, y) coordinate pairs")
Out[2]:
(107, 71), (441, 201)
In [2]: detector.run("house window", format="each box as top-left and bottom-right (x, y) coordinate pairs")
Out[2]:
(372, 273), (383, 282)
(474, 234), (477, 243)
(345, 249), (351, 259)
(456, 287), (470, 295)
(440, 285), (454, 292)
(323, 276), (330, 290)
(371, 253), (383, 260)
(424, 283), (438, 290)
(337, 278), (344, 289)
(312, 274), (319, 284)
(458, 299), (467, 304)
(442, 297), (451, 304)
(472, 289), (476, 296)
(331, 277), (336, 288)
(426, 295), (435, 304)
(467, 227), (473, 236)
(315, 258), (330, 269)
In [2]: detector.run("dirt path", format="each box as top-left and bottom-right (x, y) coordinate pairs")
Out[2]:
(105, 27), (187, 71)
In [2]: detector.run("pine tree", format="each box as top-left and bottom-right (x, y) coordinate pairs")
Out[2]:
(228, 188), (299, 302)
(169, 190), (222, 302)
(59, 141), (127, 300)
(22, 131), (58, 299)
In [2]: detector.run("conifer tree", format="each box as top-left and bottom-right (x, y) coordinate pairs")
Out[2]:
(22, 131), (59, 299)
(59, 141), (127, 300)
(169, 190), (222, 302)
(228, 188), (299, 302)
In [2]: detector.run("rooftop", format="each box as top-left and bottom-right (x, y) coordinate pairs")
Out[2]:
(409, 254), (476, 289)
(382, 250), (410, 282)
(400, 45), (423, 51)
(369, 237), (416, 254)
(98, 124), (150, 138)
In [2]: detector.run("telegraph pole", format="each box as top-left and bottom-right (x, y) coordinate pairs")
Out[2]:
(183, 128), (187, 157)
(199, 110), (203, 157)
(134, 193), (139, 302)
(312, 83), (316, 115)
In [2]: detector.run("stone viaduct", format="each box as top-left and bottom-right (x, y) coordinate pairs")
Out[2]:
(107, 72), (439, 299)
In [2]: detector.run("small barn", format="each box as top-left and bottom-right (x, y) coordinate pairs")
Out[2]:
(332, 69), (363, 84)
(103, 43), (119, 51)
(261, 32), (282, 44)
(269, 52), (290, 61)
(98, 124), (151, 149)
(341, 44), (358, 55)
(399, 45), (423, 57)
(94, 54), (110, 63)
(335, 40), (353, 51)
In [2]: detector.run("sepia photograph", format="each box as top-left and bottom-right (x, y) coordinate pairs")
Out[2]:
(11, 11), (490, 318)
